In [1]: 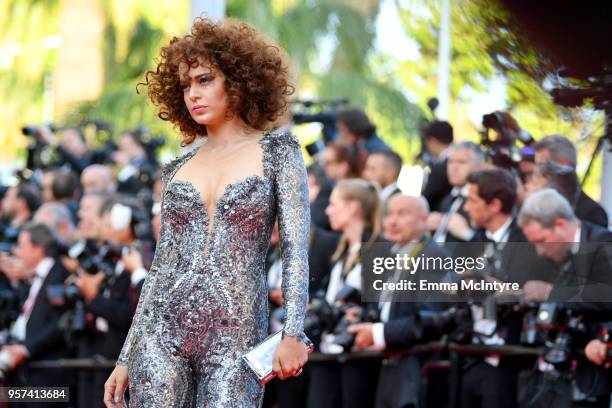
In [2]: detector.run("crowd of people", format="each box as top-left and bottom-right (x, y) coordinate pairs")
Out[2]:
(1, 106), (611, 408)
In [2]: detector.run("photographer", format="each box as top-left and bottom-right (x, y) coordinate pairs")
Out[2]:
(34, 202), (79, 245)
(36, 126), (92, 174)
(459, 168), (553, 408)
(81, 164), (116, 194)
(49, 169), (81, 225)
(68, 195), (150, 408)
(2, 223), (71, 396)
(112, 130), (149, 195)
(0, 183), (41, 295)
(77, 191), (111, 242)
(335, 107), (392, 153)
(0, 183), (41, 235)
(363, 150), (403, 211)
(533, 136), (608, 227)
(428, 142), (484, 244)
(518, 189), (612, 304)
(421, 121), (454, 212)
(319, 143), (367, 182)
(518, 189), (612, 407)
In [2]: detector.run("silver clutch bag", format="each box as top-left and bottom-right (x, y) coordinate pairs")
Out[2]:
(242, 330), (314, 385)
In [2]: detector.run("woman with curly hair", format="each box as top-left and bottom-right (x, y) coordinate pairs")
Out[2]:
(104, 17), (310, 407)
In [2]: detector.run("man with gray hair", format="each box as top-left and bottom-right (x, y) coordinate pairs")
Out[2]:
(348, 193), (451, 408)
(428, 141), (485, 244)
(518, 188), (612, 303)
(33, 202), (77, 244)
(534, 135), (608, 227)
(80, 164), (116, 194)
(518, 189), (612, 408)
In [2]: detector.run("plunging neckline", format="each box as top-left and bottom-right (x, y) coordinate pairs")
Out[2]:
(166, 131), (271, 256)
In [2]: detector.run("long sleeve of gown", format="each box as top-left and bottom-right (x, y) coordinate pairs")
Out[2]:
(272, 131), (311, 338)
(115, 159), (175, 366)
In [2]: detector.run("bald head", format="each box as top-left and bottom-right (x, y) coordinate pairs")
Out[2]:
(384, 194), (430, 244)
(81, 165), (115, 193)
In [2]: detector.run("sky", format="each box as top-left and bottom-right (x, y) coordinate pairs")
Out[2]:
(373, 0), (508, 126)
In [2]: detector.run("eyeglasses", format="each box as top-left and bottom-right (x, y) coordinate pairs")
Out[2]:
(536, 161), (574, 176)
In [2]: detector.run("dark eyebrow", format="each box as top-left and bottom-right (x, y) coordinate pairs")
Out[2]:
(179, 72), (213, 84)
(190, 72), (213, 80)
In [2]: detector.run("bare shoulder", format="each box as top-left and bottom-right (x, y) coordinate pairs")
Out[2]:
(159, 145), (198, 184)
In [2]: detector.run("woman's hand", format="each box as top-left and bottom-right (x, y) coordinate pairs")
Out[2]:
(272, 335), (309, 380)
(104, 364), (128, 407)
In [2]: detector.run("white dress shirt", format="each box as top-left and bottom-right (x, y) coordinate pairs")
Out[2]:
(325, 242), (362, 304)
(10, 257), (55, 342)
(371, 241), (419, 350)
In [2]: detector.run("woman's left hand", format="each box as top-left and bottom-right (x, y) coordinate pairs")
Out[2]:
(272, 335), (309, 380)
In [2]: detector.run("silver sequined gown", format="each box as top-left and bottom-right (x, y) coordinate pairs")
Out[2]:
(116, 130), (310, 407)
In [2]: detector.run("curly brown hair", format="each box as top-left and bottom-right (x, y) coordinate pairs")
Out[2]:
(140, 17), (294, 146)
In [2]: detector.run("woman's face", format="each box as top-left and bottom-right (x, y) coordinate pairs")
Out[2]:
(325, 189), (359, 232)
(320, 147), (348, 181)
(179, 62), (230, 127)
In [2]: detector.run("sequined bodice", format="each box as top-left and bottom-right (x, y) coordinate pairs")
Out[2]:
(117, 130), (310, 366)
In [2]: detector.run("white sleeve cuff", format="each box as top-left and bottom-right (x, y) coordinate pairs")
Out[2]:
(131, 267), (147, 287)
(372, 322), (386, 349)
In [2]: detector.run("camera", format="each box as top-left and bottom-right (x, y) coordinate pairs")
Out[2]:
(291, 98), (348, 157)
(480, 111), (534, 177)
(534, 303), (586, 370)
(46, 240), (126, 335)
(305, 286), (378, 354)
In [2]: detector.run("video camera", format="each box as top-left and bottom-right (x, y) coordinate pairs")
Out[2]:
(291, 98), (348, 157)
(480, 111), (535, 178)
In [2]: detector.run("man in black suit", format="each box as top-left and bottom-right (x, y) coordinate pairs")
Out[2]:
(534, 135), (608, 228)
(519, 188), (612, 407)
(2, 223), (72, 401)
(363, 150), (403, 214)
(421, 121), (454, 212)
(68, 196), (145, 408)
(0, 183), (41, 295)
(348, 194), (451, 408)
(459, 168), (554, 408)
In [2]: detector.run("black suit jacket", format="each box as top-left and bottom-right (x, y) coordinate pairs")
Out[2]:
(376, 238), (451, 408)
(469, 218), (555, 286)
(310, 179), (334, 231)
(382, 238), (451, 349)
(575, 189), (608, 228)
(80, 270), (132, 360)
(307, 224), (341, 298)
(548, 221), (612, 306)
(550, 222), (612, 397)
(422, 158), (452, 212)
(24, 261), (70, 361)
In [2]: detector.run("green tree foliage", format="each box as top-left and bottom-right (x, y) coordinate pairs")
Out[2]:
(66, 0), (189, 154)
(0, 0), (60, 161)
(227, 0), (423, 163)
(396, 0), (604, 195)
